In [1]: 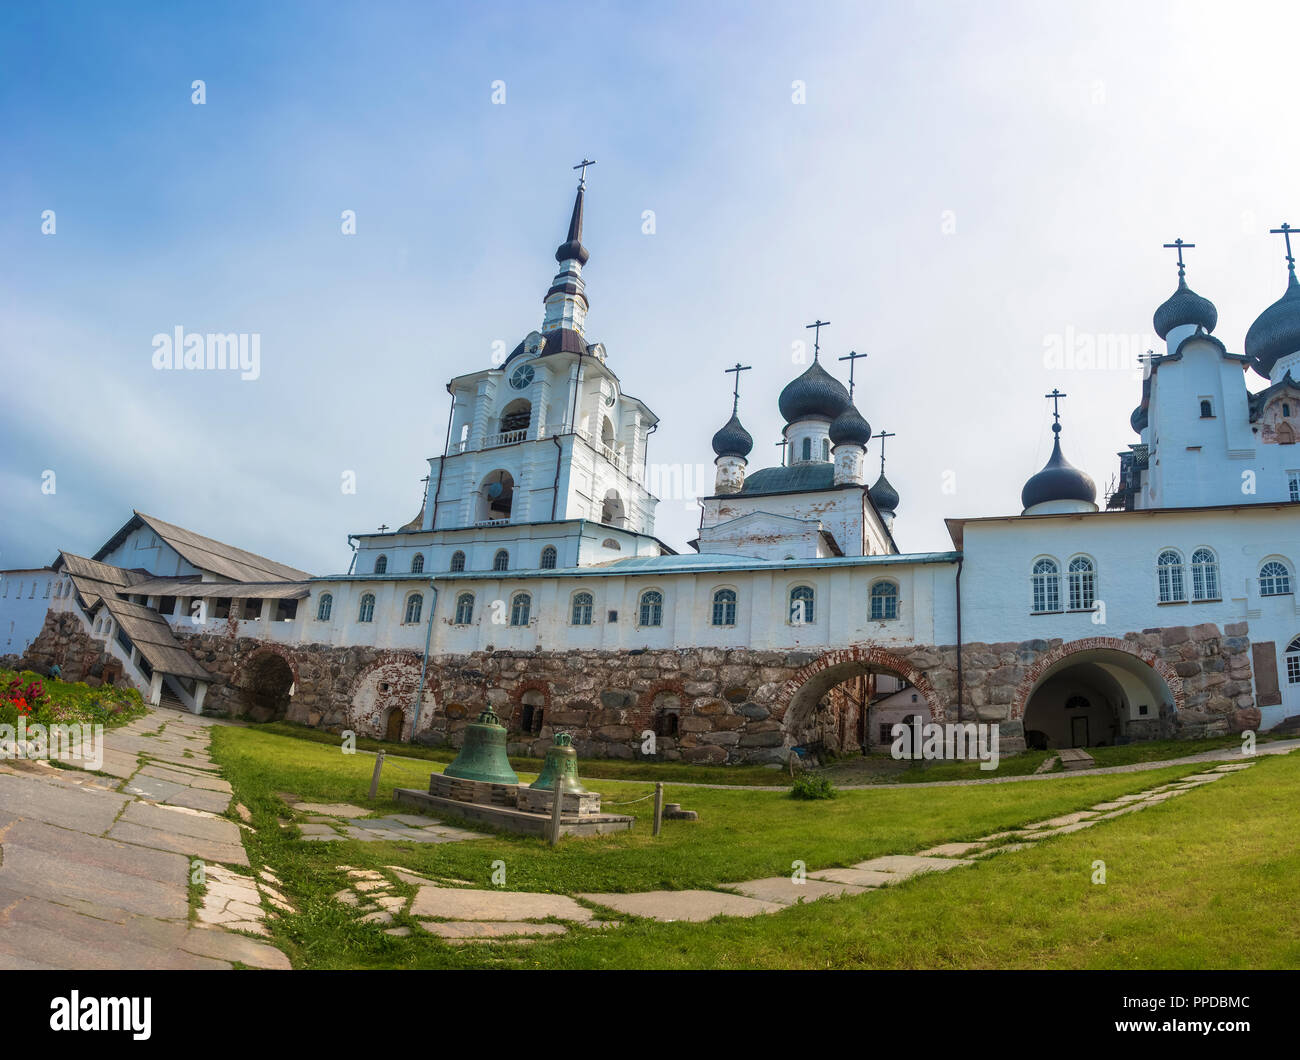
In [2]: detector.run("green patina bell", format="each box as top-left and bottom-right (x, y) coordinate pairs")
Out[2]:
(444, 707), (519, 785)
(530, 732), (589, 795)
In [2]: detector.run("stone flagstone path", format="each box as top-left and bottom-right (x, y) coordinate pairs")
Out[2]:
(364, 759), (1261, 941)
(0, 708), (289, 969)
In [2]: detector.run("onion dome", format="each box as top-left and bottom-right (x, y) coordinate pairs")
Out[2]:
(1153, 277), (1217, 339)
(869, 471), (899, 513)
(1245, 270), (1300, 379)
(829, 403), (872, 447)
(1130, 404), (1148, 434)
(554, 184), (589, 265)
(778, 360), (851, 423)
(1021, 427), (1096, 510)
(711, 413), (753, 459)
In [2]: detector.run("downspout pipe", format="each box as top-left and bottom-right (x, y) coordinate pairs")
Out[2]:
(411, 582), (438, 739)
(550, 435), (564, 520)
(955, 556), (964, 723)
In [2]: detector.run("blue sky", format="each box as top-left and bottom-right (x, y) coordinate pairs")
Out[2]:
(2, 0), (1297, 573)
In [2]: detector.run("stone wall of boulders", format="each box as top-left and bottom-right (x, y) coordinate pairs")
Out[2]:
(151, 619), (1259, 763)
(20, 611), (132, 690)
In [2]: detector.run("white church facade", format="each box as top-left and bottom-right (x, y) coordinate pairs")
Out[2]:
(7, 179), (1300, 763)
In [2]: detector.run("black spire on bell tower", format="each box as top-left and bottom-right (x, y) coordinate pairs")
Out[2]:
(555, 159), (595, 265)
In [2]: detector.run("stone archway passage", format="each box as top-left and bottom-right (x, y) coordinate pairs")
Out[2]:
(1015, 637), (1181, 749)
(239, 651), (295, 722)
(777, 646), (946, 752)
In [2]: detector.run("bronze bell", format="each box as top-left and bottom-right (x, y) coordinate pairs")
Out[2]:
(530, 732), (589, 795)
(443, 707), (519, 785)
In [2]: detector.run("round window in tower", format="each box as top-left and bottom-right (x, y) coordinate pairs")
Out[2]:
(510, 364), (535, 390)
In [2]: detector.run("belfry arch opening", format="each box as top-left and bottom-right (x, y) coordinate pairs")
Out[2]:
(1020, 648), (1174, 749)
(783, 654), (942, 763)
(478, 469), (515, 523)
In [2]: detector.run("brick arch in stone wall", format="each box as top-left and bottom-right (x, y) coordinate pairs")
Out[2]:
(232, 643), (300, 691)
(776, 645), (945, 738)
(1011, 636), (1184, 719)
(345, 653), (425, 738)
(230, 644), (300, 720)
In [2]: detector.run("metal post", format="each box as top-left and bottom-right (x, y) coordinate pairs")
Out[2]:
(548, 782), (565, 847)
(369, 752), (385, 800)
(653, 782), (664, 836)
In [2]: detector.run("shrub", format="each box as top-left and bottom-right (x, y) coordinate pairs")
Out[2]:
(789, 773), (838, 800)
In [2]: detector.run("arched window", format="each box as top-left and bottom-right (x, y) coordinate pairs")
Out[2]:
(540, 546), (558, 570)
(1260, 560), (1292, 596)
(1067, 556), (1095, 611)
(1191, 548), (1219, 601)
(404, 593), (423, 624)
(871, 580), (899, 620)
(822, 438), (830, 461)
(602, 538), (621, 551)
(374, 554), (388, 574)
(493, 549), (509, 571)
(801, 438), (812, 461)
(1285, 634), (1300, 686)
(1157, 550), (1185, 603)
(316, 593), (333, 621)
(712, 588), (737, 626)
(571, 591), (593, 626)
(1200, 399), (1213, 418)
(410, 553), (424, 574)
(789, 585), (815, 625)
(358, 593), (375, 622)
(454, 592), (474, 625)
(450, 550), (466, 572)
(1031, 559), (1060, 613)
(510, 592), (531, 626)
(639, 589), (663, 627)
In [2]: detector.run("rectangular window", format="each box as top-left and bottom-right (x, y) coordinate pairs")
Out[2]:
(1288, 471), (1300, 503)
(158, 596), (176, 616)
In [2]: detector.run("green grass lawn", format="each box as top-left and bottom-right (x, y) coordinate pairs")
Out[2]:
(210, 724), (1262, 969)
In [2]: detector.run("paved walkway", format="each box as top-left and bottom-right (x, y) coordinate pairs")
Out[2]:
(336, 759), (1266, 942)
(0, 709), (289, 969)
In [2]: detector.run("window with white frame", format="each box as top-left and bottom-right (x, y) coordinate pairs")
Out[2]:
(374, 555), (388, 574)
(450, 550), (466, 572)
(493, 549), (509, 572)
(404, 593), (423, 624)
(510, 592), (531, 626)
(1288, 471), (1300, 503)
(540, 546), (558, 570)
(1285, 635), (1300, 685)
(571, 591), (593, 626)
(1191, 548), (1219, 601)
(358, 593), (375, 622)
(1031, 559), (1060, 613)
(871, 580), (899, 620)
(316, 593), (333, 621)
(410, 553), (424, 574)
(1067, 556), (1095, 611)
(639, 589), (663, 627)
(789, 585), (815, 625)
(711, 588), (737, 627)
(1157, 550), (1186, 603)
(1260, 560), (1292, 596)
(453, 592), (474, 625)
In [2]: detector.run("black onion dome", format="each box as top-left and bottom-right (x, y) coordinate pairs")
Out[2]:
(778, 361), (851, 423)
(555, 185), (590, 265)
(711, 413), (753, 458)
(1153, 277), (1217, 340)
(1130, 404), (1148, 434)
(829, 403), (872, 446)
(1021, 433), (1097, 510)
(869, 471), (899, 513)
(1245, 270), (1300, 378)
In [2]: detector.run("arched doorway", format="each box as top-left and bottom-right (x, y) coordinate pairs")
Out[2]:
(1018, 644), (1177, 749)
(239, 651), (295, 722)
(779, 648), (944, 763)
